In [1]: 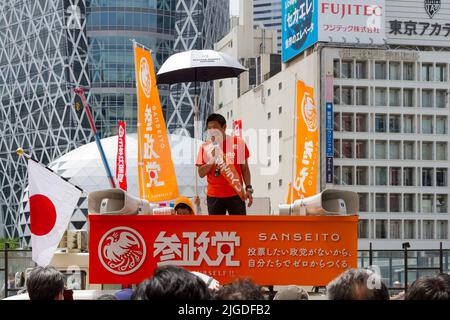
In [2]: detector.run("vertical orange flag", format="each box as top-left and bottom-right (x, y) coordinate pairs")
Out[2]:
(290, 80), (319, 202)
(134, 43), (179, 202)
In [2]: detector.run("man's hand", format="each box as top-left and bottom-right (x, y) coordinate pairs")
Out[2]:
(246, 190), (253, 207)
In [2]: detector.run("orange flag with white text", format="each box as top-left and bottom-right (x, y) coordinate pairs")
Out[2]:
(290, 80), (319, 203)
(134, 44), (179, 202)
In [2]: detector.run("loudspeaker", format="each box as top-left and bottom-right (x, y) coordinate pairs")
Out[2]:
(88, 188), (157, 215)
(278, 189), (359, 216)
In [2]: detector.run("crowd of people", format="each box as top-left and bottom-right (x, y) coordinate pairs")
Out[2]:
(23, 265), (450, 301)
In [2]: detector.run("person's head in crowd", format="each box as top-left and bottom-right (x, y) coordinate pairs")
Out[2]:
(114, 288), (133, 300)
(405, 274), (450, 300)
(206, 113), (227, 143)
(174, 196), (195, 215)
(26, 266), (66, 300)
(97, 294), (118, 300)
(132, 265), (211, 300)
(326, 268), (389, 300)
(273, 285), (309, 300)
(214, 278), (266, 300)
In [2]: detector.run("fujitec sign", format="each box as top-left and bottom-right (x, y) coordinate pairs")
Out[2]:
(89, 215), (358, 286)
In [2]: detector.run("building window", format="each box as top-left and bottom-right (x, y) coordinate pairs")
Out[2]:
(334, 112), (341, 131)
(356, 113), (367, 132)
(356, 140), (368, 159)
(278, 106), (282, 114)
(342, 113), (353, 131)
(421, 63), (433, 81)
(279, 155), (282, 163)
(403, 88), (414, 107)
(436, 116), (447, 134)
(359, 193), (369, 212)
(342, 140), (353, 158)
(422, 142), (433, 160)
(375, 88), (387, 106)
(358, 219), (370, 238)
(278, 130), (282, 139)
(334, 139), (340, 158)
(436, 168), (448, 187)
(423, 220), (434, 239)
(278, 82), (282, 90)
(389, 62), (401, 80)
(390, 219), (402, 238)
(404, 167), (415, 186)
(403, 62), (415, 80)
(375, 114), (387, 132)
(404, 220), (416, 239)
(268, 135), (271, 143)
(334, 166), (341, 185)
(389, 88), (401, 106)
(436, 90), (448, 108)
(422, 89), (433, 108)
(389, 141), (401, 160)
(422, 168), (434, 186)
(356, 166), (368, 185)
(389, 115), (401, 133)
(437, 220), (448, 240)
(268, 182), (271, 190)
(422, 115), (433, 134)
(376, 167), (387, 185)
(342, 166), (354, 185)
(436, 142), (448, 160)
(279, 179), (282, 187)
(422, 195), (434, 214)
(267, 89), (271, 96)
(355, 61), (368, 79)
(333, 59), (340, 78)
(375, 61), (387, 79)
(403, 115), (415, 133)
(436, 63), (447, 82)
(356, 87), (368, 105)
(333, 86), (340, 104)
(403, 141), (415, 160)
(404, 194), (415, 213)
(341, 60), (353, 79)
(267, 112), (271, 120)
(342, 87), (354, 105)
(390, 195), (401, 213)
(376, 219), (388, 238)
(390, 167), (401, 186)
(375, 141), (387, 159)
(436, 194), (448, 213)
(219, 80), (223, 87)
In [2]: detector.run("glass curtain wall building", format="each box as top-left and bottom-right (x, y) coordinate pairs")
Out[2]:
(0, 0), (229, 239)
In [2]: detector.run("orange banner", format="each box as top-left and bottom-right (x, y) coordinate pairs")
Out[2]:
(89, 215), (358, 286)
(134, 44), (179, 202)
(291, 80), (319, 202)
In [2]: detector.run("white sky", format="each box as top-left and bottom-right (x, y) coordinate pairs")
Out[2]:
(230, 0), (239, 16)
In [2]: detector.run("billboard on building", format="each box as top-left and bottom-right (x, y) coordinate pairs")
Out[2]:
(282, 0), (319, 63)
(282, 0), (386, 63)
(386, 0), (450, 47)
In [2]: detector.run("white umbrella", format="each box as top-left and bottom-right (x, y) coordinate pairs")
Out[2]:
(156, 49), (246, 84)
(156, 50), (246, 200)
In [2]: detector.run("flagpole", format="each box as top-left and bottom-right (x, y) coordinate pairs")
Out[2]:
(16, 148), (84, 193)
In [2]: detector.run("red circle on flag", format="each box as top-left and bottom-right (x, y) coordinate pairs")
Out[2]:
(29, 194), (57, 236)
(220, 244), (231, 255)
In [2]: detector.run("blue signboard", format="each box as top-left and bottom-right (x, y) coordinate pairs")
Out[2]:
(282, 0), (318, 63)
(325, 103), (333, 157)
(326, 156), (333, 184)
(325, 103), (333, 129)
(326, 129), (333, 157)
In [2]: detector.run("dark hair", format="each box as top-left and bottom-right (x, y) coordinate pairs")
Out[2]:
(206, 113), (226, 128)
(26, 266), (65, 300)
(174, 203), (192, 212)
(326, 268), (389, 300)
(406, 275), (450, 300)
(97, 294), (118, 300)
(214, 278), (266, 300)
(133, 265), (211, 300)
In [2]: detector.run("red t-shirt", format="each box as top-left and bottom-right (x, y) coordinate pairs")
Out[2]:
(196, 136), (250, 198)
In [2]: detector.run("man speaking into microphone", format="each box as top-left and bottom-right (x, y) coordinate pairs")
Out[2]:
(196, 113), (253, 215)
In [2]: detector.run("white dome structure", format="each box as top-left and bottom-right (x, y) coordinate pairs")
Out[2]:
(18, 133), (206, 246)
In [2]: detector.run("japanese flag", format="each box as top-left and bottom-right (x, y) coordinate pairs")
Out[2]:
(28, 159), (82, 266)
